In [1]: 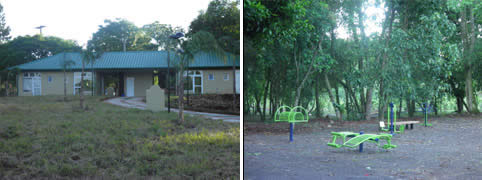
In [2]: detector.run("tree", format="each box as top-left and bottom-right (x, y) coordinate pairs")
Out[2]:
(89, 19), (156, 52)
(243, 0), (475, 123)
(143, 22), (184, 50)
(0, 2), (10, 43)
(0, 35), (80, 96)
(80, 47), (103, 109)
(174, 31), (225, 124)
(60, 53), (75, 101)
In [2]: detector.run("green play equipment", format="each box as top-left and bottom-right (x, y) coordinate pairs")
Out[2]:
(380, 103), (404, 134)
(274, 106), (309, 123)
(327, 131), (397, 152)
(327, 131), (359, 148)
(420, 103), (433, 127)
(274, 106), (309, 142)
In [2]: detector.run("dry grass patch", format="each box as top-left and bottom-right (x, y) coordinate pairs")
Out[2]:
(0, 96), (239, 179)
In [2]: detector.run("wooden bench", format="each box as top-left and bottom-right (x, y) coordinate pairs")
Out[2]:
(380, 121), (420, 131)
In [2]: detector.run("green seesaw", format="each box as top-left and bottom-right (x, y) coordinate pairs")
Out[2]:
(274, 106), (309, 142)
(327, 131), (397, 152)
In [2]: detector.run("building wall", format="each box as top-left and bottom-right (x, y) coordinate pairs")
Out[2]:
(17, 74), (31, 96)
(16, 69), (238, 96)
(42, 71), (75, 95)
(202, 69), (237, 94)
(18, 71), (75, 96)
(123, 71), (153, 97)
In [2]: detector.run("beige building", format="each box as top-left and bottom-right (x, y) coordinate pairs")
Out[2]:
(13, 51), (239, 97)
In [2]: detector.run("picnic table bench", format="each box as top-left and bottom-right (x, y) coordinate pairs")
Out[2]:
(380, 121), (420, 133)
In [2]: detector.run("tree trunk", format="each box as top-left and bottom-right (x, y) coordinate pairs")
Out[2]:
(378, 4), (396, 121)
(335, 83), (340, 106)
(254, 91), (262, 117)
(460, 5), (475, 113)
(315, 75), (322, 118)
(178, 65), (185, 124)
(324, 72), (342, 121)
(364, 87), (373, 120)
(261, 80), (269, 121)
(345, 87), (350, 120)
(456, 97), (463, 113)
(269, 80), (274, 117)
(398, 98), (402, 118)
(465, 68), (474, 113)
(407, 99), (415, 117)
(245, 96), (250, 114)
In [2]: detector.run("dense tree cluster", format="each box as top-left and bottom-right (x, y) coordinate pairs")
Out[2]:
(244, 0), (481, 121)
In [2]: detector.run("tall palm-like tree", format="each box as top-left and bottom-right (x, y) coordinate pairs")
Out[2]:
(80, 47), (103, 109)
(60, 53), (75, 101)
(174, 31), (225, 124)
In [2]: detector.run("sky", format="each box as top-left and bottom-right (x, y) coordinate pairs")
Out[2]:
(0, 0), (213, 46)
(336, 0), (385, 39)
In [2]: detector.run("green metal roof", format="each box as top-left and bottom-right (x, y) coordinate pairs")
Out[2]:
(11, 51), (240, 71)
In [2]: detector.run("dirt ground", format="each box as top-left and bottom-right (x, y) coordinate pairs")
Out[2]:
(244, 114), (482, 179)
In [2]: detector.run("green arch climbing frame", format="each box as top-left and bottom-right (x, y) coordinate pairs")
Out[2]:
(274, 106), (309, 123)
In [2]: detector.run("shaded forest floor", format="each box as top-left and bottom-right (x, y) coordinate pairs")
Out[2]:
(244, 114), (482, 179)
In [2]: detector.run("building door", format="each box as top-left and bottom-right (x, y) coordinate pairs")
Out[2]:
(126, 77), (135, 97)
(32, 77), (41, 96)
(235, 70), (239, 94)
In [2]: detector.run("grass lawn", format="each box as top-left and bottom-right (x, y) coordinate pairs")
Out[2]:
(0, 96), (239, 179)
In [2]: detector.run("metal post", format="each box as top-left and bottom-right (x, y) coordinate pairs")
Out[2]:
(290, 123), (294, 142)
(389, 102), (394, 134)
(167, 50), (170, 113)
(424, 103), (427, 127)
(359, 131), (364, 152)
(186, 61), (189, 106)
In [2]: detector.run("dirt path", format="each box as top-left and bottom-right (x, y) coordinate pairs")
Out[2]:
(244, 115), (482, 179)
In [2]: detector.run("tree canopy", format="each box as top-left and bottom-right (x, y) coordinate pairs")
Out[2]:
(189, 0), (240, 54)
(244, 0), (481, 121)
(88, 19), (157, 52)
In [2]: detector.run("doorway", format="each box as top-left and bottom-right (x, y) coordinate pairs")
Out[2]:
(126, 77), (135, 97)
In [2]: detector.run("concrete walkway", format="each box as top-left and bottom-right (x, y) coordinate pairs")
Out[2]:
(104, 97), (240, 123)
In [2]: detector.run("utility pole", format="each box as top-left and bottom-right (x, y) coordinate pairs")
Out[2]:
(35, 25), (46, 35)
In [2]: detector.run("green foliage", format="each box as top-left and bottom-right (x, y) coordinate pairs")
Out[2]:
(0, 35), (81, 70)
(0, 3), (10, 43)
(189, 0), (239, 54)
(245, 0), (479, 120)
(88, 18), (156, 52)
(142, 22), (184, 51)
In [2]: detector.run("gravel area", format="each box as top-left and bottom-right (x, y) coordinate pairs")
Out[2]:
(244, 114), (482, 179)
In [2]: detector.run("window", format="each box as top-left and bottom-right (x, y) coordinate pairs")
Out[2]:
(208, 73), (214, 80)
(23, 78), (32, 92)
(48, 76), (53, 83)
(74, 72), (92, 95)
(23, 72), (41, 94)
(183, 70), (203, 94)
(184, 76), (193, 90)
(224, 73), (229, 80)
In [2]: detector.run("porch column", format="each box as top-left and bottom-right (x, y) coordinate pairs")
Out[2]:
(101, 73), (104, 96)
